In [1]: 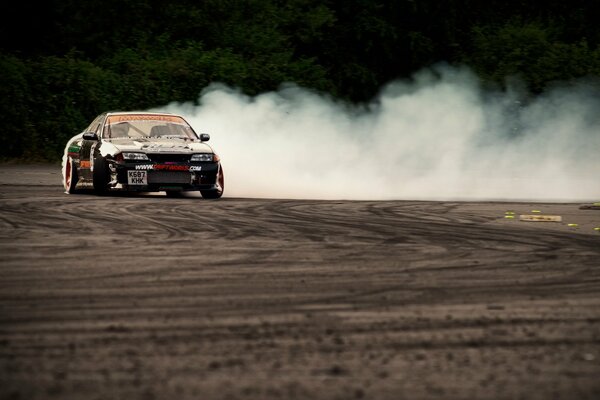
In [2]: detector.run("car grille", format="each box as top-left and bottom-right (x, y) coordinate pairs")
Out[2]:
(148, 171), (191, 184)
(147, 153), (190, 163)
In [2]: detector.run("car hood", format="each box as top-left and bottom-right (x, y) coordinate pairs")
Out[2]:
(101, 137), (213, 156)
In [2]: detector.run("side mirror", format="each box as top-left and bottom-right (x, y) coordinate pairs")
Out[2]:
(199, 133), (210, 142)
(82, 131), (99, 141)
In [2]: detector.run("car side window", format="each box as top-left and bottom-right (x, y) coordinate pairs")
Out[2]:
(93, 120), (103, 134)
(86, 115), (102, 133)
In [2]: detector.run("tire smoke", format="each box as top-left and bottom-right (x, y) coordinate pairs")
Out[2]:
(156, 65), (600, 201)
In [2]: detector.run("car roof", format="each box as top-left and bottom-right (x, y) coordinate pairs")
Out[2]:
(105, 111), (178, 116)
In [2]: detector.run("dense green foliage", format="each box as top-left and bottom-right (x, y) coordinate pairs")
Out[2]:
(1, 0), (599, 160)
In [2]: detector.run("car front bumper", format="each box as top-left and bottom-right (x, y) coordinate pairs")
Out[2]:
(108, 161), (221, 192)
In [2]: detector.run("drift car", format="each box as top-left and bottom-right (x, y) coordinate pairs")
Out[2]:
(62, 111), (224, 198)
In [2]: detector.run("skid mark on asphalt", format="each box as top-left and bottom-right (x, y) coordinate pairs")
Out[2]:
(1, 167), (600, 400)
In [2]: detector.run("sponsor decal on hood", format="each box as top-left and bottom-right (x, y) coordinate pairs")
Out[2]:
(140, 143), (191, 151)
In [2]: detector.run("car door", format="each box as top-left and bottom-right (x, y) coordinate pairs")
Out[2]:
(78, 115), (105, 181)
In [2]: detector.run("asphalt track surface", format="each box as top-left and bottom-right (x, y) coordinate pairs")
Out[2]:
(1, 164), (599, 400)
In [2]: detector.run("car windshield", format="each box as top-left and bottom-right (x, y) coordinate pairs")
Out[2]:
(103, 114), (198, 139)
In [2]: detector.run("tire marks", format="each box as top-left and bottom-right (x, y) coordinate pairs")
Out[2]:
(1, 165), (600, 400)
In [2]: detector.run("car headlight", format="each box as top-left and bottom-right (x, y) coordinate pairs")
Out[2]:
(122, 152), (149, 161)
(191, 153), (214, 162)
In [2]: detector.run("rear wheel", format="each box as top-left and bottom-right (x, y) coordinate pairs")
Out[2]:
(200, 165), (224, 199)
(93, 157), (109, 195)
(64, 157), (79, 194)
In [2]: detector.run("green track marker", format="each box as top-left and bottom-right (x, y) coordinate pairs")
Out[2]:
(594, 227), (600, 231)
(505, 211), (515, 215)
(505, 215), (515, 219)
(567, 223), (579, 227)
(531, 210), (541, 213)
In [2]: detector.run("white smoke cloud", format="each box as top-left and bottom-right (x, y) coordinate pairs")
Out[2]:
(156, 65), (600, 201)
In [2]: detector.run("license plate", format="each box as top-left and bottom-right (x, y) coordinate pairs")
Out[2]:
(127, 170), (147, 185)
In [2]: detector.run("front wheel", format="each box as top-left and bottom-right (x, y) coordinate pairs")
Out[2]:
(200, 165), (224, 199)
(92, 157), (109, 195)
(63, 157), (79, 194)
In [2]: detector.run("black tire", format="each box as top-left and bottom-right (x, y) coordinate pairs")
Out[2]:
(92, 157), (109, 195)
(200, 165), (224, 199)
(64, 157), (79, 194)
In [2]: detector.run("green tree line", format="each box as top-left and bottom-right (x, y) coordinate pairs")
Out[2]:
(1, 0), (599, 161)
